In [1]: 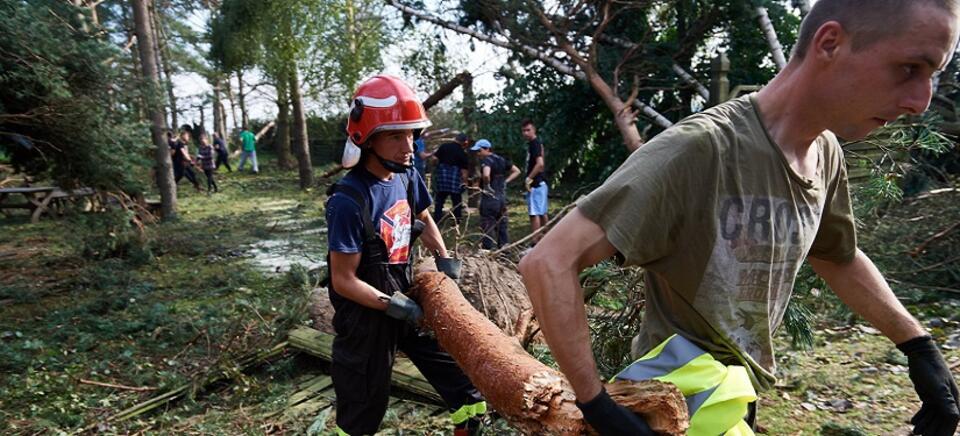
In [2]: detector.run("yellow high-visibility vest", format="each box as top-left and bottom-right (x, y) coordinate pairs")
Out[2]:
(614, 334), (758, 436)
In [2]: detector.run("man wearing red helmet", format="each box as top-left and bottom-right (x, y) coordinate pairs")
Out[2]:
(325, 75), (485, 436)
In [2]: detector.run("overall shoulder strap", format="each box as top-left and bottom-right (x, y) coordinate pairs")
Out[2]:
(328, 183), (377, 241)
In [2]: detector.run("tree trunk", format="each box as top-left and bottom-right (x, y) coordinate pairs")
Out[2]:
(275, 82), (293, 170)
(123, 4), (145, 121)
(237, 70), (249, 129)
(132, 0), (177, 220)
(225, 81), (240, 134)
(148, 3), (168, 129)
(409, 273), (689, 435)
(218, 99), (228, 140)
(212, 79), (223, 139)
(755, 6), (787, 70)
(154, 9), (178, 130)
(289, 69), (313, 189)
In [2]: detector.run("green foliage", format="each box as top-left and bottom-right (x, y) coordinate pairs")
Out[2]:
(848, 112), (957, 214)
(401, 30), (461, 96)
(211, 0), (389, 106)
(0, 0), (150, 191)
(66, 209), (153, 265)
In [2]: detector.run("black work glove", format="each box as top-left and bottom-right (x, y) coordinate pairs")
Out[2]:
(898, 335), (960, 436)
(575, 388), (655, 436)
(382, 292), (422, 324)
(436, 257), (462, 281)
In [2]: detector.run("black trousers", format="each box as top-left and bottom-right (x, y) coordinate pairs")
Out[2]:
(173, 163), (200, 189)
(329, 297), (482, 435)
(479, 197), (508, 249)
(215, 152), (232, 172)
(433, 190), (463, 224)
(202, 168), (218, 192)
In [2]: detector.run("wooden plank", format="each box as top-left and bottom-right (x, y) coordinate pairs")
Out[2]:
(288, 327), (443, 404)
(287, 375), (333, 406)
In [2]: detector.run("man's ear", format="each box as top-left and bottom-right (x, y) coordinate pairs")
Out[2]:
(811, 21), (846, 61)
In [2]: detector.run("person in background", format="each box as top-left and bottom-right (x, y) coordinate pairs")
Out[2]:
(196, 133), (218, 193)
(431, 132), (470, 225)
(470, 139), (520, 249)
(521, 119), (548, 244)
(413, 134), (433, 180)
(238, 126), (258, 174)
(212, 132), (232, 172)
(171, 130), (201, 192)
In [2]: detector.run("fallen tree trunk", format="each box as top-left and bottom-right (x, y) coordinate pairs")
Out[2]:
(410, 272), (688, 435)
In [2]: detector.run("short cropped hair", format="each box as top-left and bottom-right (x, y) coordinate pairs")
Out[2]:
(792, 0), (959, 60)
(521, 119), (535, 128)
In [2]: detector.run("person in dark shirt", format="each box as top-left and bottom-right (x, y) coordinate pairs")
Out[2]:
(212, 132), (232, 172)
(431, 132), (469, 224)
(470, 139), (520, 249)
(171, 130), (201, 192)
(326, 75), (485, 436)
(196, 133), (218, 193)
(521, 119), (548, 243)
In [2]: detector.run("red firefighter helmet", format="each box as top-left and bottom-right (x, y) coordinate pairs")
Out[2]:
(346, 75), (430, 145)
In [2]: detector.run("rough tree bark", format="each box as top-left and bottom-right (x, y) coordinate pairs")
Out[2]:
(409, 272), (689, 435)
(289, 68), (313, 189)
(225, 82), (240, 133)
(275, 82), (293, 170)
(237, 70), (249, 129)
(132, 0), (177, 220)
(152, 5), (178, 129)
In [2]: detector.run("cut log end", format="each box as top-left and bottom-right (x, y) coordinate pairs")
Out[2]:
(606, 379), (689, 435)
(410, 272), (689, 435)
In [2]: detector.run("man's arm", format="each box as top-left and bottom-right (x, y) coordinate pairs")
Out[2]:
(482, 166), (491, 186)
(808, 249), (925, 343)
(518, 207), (617, 402)
(417, 209), (449, 258)
(329, 251), (389, 310)
(506, 164), (521, 184)
(528, 155), (545, 179)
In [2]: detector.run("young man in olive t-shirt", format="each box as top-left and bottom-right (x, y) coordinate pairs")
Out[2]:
(519, 1), (960, 435)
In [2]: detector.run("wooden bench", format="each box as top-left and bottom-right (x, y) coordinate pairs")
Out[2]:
(0, 186), (97, 223)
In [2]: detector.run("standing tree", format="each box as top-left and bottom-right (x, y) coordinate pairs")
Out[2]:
(133, 0), (177, 219)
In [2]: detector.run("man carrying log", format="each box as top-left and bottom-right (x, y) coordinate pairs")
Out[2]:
(520, 1), (960, 435)
(325, 75), (485, 436)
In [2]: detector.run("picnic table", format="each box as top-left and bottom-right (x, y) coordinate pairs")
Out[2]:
(0, 186), (98, 223)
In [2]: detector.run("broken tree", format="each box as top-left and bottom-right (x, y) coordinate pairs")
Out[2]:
(409, 272), (688, 435)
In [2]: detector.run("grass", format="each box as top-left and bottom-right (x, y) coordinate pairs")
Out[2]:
(1, 154), (958, 435)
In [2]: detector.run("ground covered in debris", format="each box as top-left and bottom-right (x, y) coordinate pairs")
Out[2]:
(1, 157), (958, 435)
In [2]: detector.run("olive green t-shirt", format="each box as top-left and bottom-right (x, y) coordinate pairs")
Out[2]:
(577, 94), (856, 391)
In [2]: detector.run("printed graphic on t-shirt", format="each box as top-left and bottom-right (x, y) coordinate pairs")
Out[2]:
(380, 199), (412, 264)
(696, 194), (823, 371)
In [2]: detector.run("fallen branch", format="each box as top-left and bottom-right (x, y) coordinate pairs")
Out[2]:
(492, 201), (577, 256)
(79, 379), (157, 392)
(410, 272), (688, 435)
(77, 342), (288, 434)
(909, 221), (959, 257)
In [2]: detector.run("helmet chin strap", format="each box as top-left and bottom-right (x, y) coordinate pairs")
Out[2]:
(373, 150), (411, 174)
